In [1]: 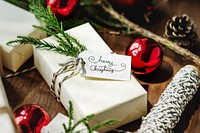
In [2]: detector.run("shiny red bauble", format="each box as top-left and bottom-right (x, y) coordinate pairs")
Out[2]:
(46, 0), (78, 19)
(14, 104), (50, 133)
(126, 38), (163, 74)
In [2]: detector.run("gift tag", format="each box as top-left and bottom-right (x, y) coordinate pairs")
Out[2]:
(79, 51), (131, 81)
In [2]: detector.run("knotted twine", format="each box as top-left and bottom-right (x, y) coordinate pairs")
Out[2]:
(137, 65), (200, 133)
(50, 58), (85, 101)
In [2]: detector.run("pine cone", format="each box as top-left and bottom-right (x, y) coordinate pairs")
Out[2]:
(164, 14), (198, 48)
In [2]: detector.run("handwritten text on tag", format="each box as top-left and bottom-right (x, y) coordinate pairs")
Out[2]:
(79, 51), (131, 81)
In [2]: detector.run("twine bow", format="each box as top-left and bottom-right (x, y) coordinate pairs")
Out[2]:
(50, 58), (85, 101)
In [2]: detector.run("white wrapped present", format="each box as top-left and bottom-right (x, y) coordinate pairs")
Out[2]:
(34, 23), (147, 132)
(41, 113), (98, 133)
(0, 77), (18, 133)
(0, 1), (46, 72)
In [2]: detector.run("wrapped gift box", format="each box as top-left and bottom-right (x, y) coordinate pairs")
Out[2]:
(0, 77), (18, 133)
(0, 1), (46, 72)
(41, 113), (98, 133)
(34, 23), (147, 132)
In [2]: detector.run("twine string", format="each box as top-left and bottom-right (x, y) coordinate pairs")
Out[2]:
(2, 66), (36, 79)
(50, 58), (85, 101)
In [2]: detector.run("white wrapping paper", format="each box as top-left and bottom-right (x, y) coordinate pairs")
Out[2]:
(41, 113), (98, 133)
(0, 77), (17, 133)
(34, 23), (147, 132)
(0, 1), (46, 72)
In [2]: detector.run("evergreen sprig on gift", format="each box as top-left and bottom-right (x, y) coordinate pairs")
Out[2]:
(7, 0), (86, 57)
(64, 101), (118, 133)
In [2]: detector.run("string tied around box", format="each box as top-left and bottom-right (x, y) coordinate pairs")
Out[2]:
(50, 57), (85, 102)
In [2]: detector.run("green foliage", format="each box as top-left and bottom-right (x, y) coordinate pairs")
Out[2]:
(6, 0), (128, 57)
(64, 101), (118, 133)
(7, 0), (86, 57)
(5, 0), (128, 32)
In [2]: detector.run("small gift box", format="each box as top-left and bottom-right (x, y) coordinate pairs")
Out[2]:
(0, 1), (46, 72)
(0, 77), (18, 133)
(34, 23), (147, 132)
(41, 113), (98, 133)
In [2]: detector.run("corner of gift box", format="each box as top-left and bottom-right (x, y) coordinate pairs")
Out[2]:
(0, 1), (47, 72)
(41, 113), (98, 133)
(0, 77), (18, 132)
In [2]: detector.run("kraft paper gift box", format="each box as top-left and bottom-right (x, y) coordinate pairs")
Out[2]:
(34, 23), (147, 132)
(0, 1), (46, 72)
(0, 77), (18, 133)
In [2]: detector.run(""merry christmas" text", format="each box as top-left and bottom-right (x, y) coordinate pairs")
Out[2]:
(90, 65), (114, 73)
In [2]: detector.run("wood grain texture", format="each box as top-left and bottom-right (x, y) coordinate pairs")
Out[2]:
(2, 0), (200, 132)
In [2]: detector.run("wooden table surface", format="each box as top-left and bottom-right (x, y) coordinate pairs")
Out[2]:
(2, 0), (200, 132)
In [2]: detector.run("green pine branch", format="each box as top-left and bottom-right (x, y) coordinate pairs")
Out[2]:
(7, 0), (86, 57)
(8, 36), (80, 56)
(64, 101), (118, 133)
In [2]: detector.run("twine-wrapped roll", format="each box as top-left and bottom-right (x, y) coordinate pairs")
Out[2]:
(137, 65), (200, 133)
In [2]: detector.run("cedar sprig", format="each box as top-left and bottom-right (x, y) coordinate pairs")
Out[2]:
(64, 101), (118, 133)
(9, 36), (79, 56)
(7, 0), (86, 57)
(85, 119), (118, 133)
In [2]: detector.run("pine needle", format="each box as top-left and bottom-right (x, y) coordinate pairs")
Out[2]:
(63, 101), (118, 133)
(90, 119), (118, 132)
(7, 0), (86, 58)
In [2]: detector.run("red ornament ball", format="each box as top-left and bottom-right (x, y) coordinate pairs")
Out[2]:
(126, 38), (163, 74)
(14, 104), (50, 133)
(46, 0), (79, 19)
